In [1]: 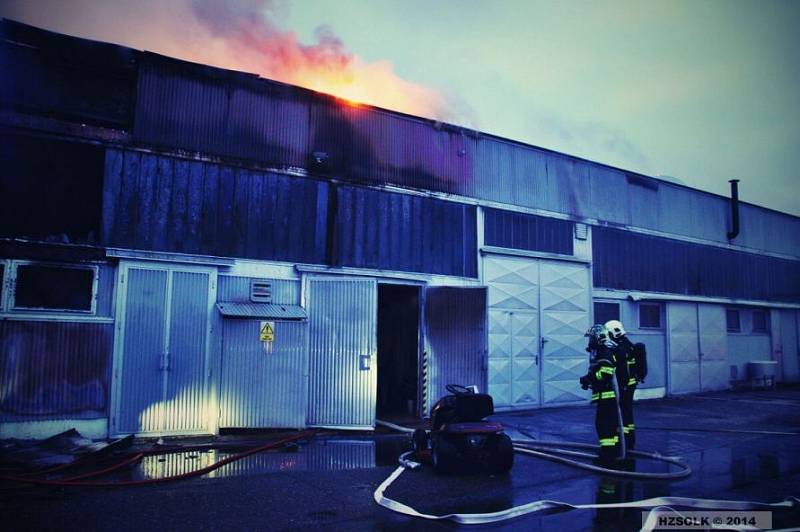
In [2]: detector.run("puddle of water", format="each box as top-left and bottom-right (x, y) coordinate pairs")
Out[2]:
(113, 435), (412, 480)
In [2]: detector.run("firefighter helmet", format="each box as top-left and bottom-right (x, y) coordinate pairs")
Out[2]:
(604, 320), (626, 339)
(585, 324), (609, 343)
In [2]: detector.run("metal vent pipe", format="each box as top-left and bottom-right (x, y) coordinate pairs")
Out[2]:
(727, 179), (740, 240)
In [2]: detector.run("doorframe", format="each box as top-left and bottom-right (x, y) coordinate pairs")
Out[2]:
(110, 260), (218, 437)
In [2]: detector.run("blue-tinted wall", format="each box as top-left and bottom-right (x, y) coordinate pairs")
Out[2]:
(484, 207), (574, 255)
(593, 226), (800, 302)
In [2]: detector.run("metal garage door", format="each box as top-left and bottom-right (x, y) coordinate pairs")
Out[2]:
(112, 263), (216, 436)
(423, 286), (488, 413)
(667, 302), (728, 394)
(483, 254), (590, 409)
(306, 277), (377, 429)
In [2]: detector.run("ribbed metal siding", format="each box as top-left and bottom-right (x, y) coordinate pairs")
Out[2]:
(163, 271), (209, 433)
(484, 207), (574, 255)
(102, 149), (328, 264)
(117, 268), (168, 433)
(219, 320), (307, 428)
(307, 278), (376, 428)
(334, 186), (477, 276)
(424, 287), (487, 412)
(126, 51), (800, 257)
(217, 276), (300, 305)
(134, 58), (309, 167)
(593, 226), (800, 302)
(0, 321), (113, 420)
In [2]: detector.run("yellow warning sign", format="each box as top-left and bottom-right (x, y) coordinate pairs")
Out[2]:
(259, 321), (275, 342)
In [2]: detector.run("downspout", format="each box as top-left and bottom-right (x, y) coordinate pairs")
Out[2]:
(727, 179), (740, 240)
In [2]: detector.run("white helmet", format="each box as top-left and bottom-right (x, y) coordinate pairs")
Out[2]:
(604, 320), (626, 339)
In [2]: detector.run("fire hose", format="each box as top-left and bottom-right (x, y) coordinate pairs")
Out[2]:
(374, 420), (798, 526)
(0, 431), (313, 488)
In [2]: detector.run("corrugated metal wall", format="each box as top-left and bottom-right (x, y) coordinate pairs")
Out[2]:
(1, 20), (136, 129)
(217, 276), (300, 305)
(593, 226), (800, 302)
(307, 278), (376, 428)
(127, 54), (800, 258)
(102, 149), (329, 264)
(218, 319), (308, 428)
(424, 287), (487, 412)
(484, 207), (574, 255)
(0, 321), (113, 420)
(334, 186), (477, 276)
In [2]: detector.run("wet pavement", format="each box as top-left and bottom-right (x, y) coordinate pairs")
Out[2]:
(3, 388), (800, 531)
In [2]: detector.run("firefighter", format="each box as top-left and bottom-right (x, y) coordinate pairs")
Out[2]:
(604, 319), (638, 450)
(579, 324), (620, 464)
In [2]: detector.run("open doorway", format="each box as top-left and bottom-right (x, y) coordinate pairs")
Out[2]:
(377, 284), (420, 420)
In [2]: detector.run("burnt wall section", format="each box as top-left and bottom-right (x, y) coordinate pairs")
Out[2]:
(0, 320), (113, 420)
(484, 207), (574, 255)
(333, 186), (477, 277)
(102, 149), (328, 265)
(0, 134), (105, 244)
(0, 20), (135, 128)
(593, 226), (800, 302)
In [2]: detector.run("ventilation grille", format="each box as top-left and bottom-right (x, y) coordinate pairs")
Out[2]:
(250, 280), (272, 303)
(574, 223), (588, 240)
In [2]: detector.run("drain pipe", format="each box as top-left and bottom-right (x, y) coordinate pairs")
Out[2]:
(727, 179), (740, 240)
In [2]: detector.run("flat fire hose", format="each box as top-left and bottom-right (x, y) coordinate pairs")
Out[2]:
(374, 452), (798, 525)
(374, 420), (798, 526)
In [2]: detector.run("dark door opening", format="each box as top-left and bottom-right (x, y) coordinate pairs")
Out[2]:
(377, 284), (420, 419)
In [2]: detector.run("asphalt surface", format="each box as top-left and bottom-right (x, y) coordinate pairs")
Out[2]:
(3, 388), (800, 531)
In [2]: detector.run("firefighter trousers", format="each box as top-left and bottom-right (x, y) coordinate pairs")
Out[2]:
(620, 384), (636, 450)
(595, 398), (620, 463)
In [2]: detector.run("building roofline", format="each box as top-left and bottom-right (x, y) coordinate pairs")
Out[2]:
(3, 17), (798, 222)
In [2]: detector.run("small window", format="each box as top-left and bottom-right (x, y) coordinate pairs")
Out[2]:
(752, 310), (769, 333)
(13, 263), (97, 313)
(726, 309), (741, 332)
(594, 301), (620, 326)
(638, 303), (661, 329)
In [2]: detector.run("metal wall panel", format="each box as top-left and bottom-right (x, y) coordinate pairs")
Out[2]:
(307, 277), (376, 428)
(484, 254), (540, 408)
(667, 303), (700, 395)
(102, 150), (328, 265)
(484, 208), (574, 255)
(593, 226), (800, 302)
(116, 268), (168, 433)
(698, 304), (728, 391)
(219, 319), (308, 428)
(424, 287), (487, 412)
(217, 276), (300, 305)
(539, 261), (591, 404)
(0, 321), (113, 420)
(333, 186), (477, 277)
(1, 20), (136, 128)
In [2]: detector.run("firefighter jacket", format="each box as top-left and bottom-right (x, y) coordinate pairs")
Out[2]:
(614, 336), (638, 388)
(584, 346), (617, 403)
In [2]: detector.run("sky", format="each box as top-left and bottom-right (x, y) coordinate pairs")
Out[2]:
(2, 0), (798, 215)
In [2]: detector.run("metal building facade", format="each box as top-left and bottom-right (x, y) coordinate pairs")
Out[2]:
(2, 20), (800, 438)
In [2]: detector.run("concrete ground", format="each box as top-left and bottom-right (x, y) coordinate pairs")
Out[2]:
(3, 388), (800, 531)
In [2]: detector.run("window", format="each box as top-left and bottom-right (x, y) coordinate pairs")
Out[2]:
(726, 309), (741, 332)
(638, 303), (662, 329)
(12, 262), (97, 313)
(594, 301), (620, 326)
(752, 310), (769, 333)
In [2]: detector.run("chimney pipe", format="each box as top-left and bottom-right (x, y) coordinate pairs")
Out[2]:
(727, 179), (740, 240)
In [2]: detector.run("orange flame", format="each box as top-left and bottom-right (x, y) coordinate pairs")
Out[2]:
(192, 0), (459, 121)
